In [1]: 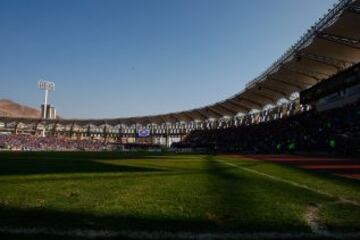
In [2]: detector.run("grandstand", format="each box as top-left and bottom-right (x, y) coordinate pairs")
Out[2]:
(173, 64), (360, 156)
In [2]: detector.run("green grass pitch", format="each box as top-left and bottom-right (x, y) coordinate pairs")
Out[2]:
(0, 152), (359, 239)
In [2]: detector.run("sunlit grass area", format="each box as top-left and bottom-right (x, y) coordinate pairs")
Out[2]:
(0, 152), (359, 239)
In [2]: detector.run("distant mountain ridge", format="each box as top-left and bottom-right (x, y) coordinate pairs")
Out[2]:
(0, 99), (41, 118)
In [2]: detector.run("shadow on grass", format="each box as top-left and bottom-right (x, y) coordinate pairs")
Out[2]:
(0, 170), (204, 184)
(226, 155), (360, 187)
(0, 233), (97, 240)
(264, 160), (360, 187)
(0, 206), (221, 234)
(2, 154), (359, 239)
(0, 157), (164, 176)
(0, 152), (204, 176)
(0, 151), (201, 161)
(203, 155), (338, 232)
(204, 156), (270, 230)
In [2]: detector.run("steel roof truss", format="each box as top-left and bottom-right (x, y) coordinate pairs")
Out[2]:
(318, 32), (360, 50)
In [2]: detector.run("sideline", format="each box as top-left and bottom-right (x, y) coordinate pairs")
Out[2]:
(215, 158), (360, 237)
(215, 158), (360, 205)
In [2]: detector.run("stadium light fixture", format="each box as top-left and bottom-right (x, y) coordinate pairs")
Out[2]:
(38, 80), (55, 137)
(38, 80), (55, 119)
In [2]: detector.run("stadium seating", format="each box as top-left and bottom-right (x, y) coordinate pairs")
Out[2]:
(0, 134), (109, 151)
(173, 100), (360, 156)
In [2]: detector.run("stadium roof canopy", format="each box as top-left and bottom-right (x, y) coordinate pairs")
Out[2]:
(1, 0), (360, 127)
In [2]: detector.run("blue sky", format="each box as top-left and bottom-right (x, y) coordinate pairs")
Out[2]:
(0, 0), (338, 118)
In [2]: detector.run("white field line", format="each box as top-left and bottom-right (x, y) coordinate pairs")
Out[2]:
(215, 159), (360, 237)
(2, 226), (360, 239)
(2, 159), (359, 239)
(216, 159), (334, 198)
(216, 159), (360, 206)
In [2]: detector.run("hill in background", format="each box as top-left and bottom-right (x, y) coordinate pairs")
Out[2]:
(0, 99), (41, 118)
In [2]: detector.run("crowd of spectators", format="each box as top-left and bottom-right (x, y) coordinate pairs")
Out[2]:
(173, 101), (360, 156)
(0, 134), (109, 151)
(1, 101), (359, 155)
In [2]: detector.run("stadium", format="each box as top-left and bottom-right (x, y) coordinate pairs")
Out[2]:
(0, 0), (360, 239)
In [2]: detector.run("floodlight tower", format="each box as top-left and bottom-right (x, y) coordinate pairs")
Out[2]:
(38, 80), (55, 119)
(38, 80), (55, 137)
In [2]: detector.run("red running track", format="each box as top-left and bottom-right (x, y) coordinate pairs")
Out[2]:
(242, 155), (360, 180)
